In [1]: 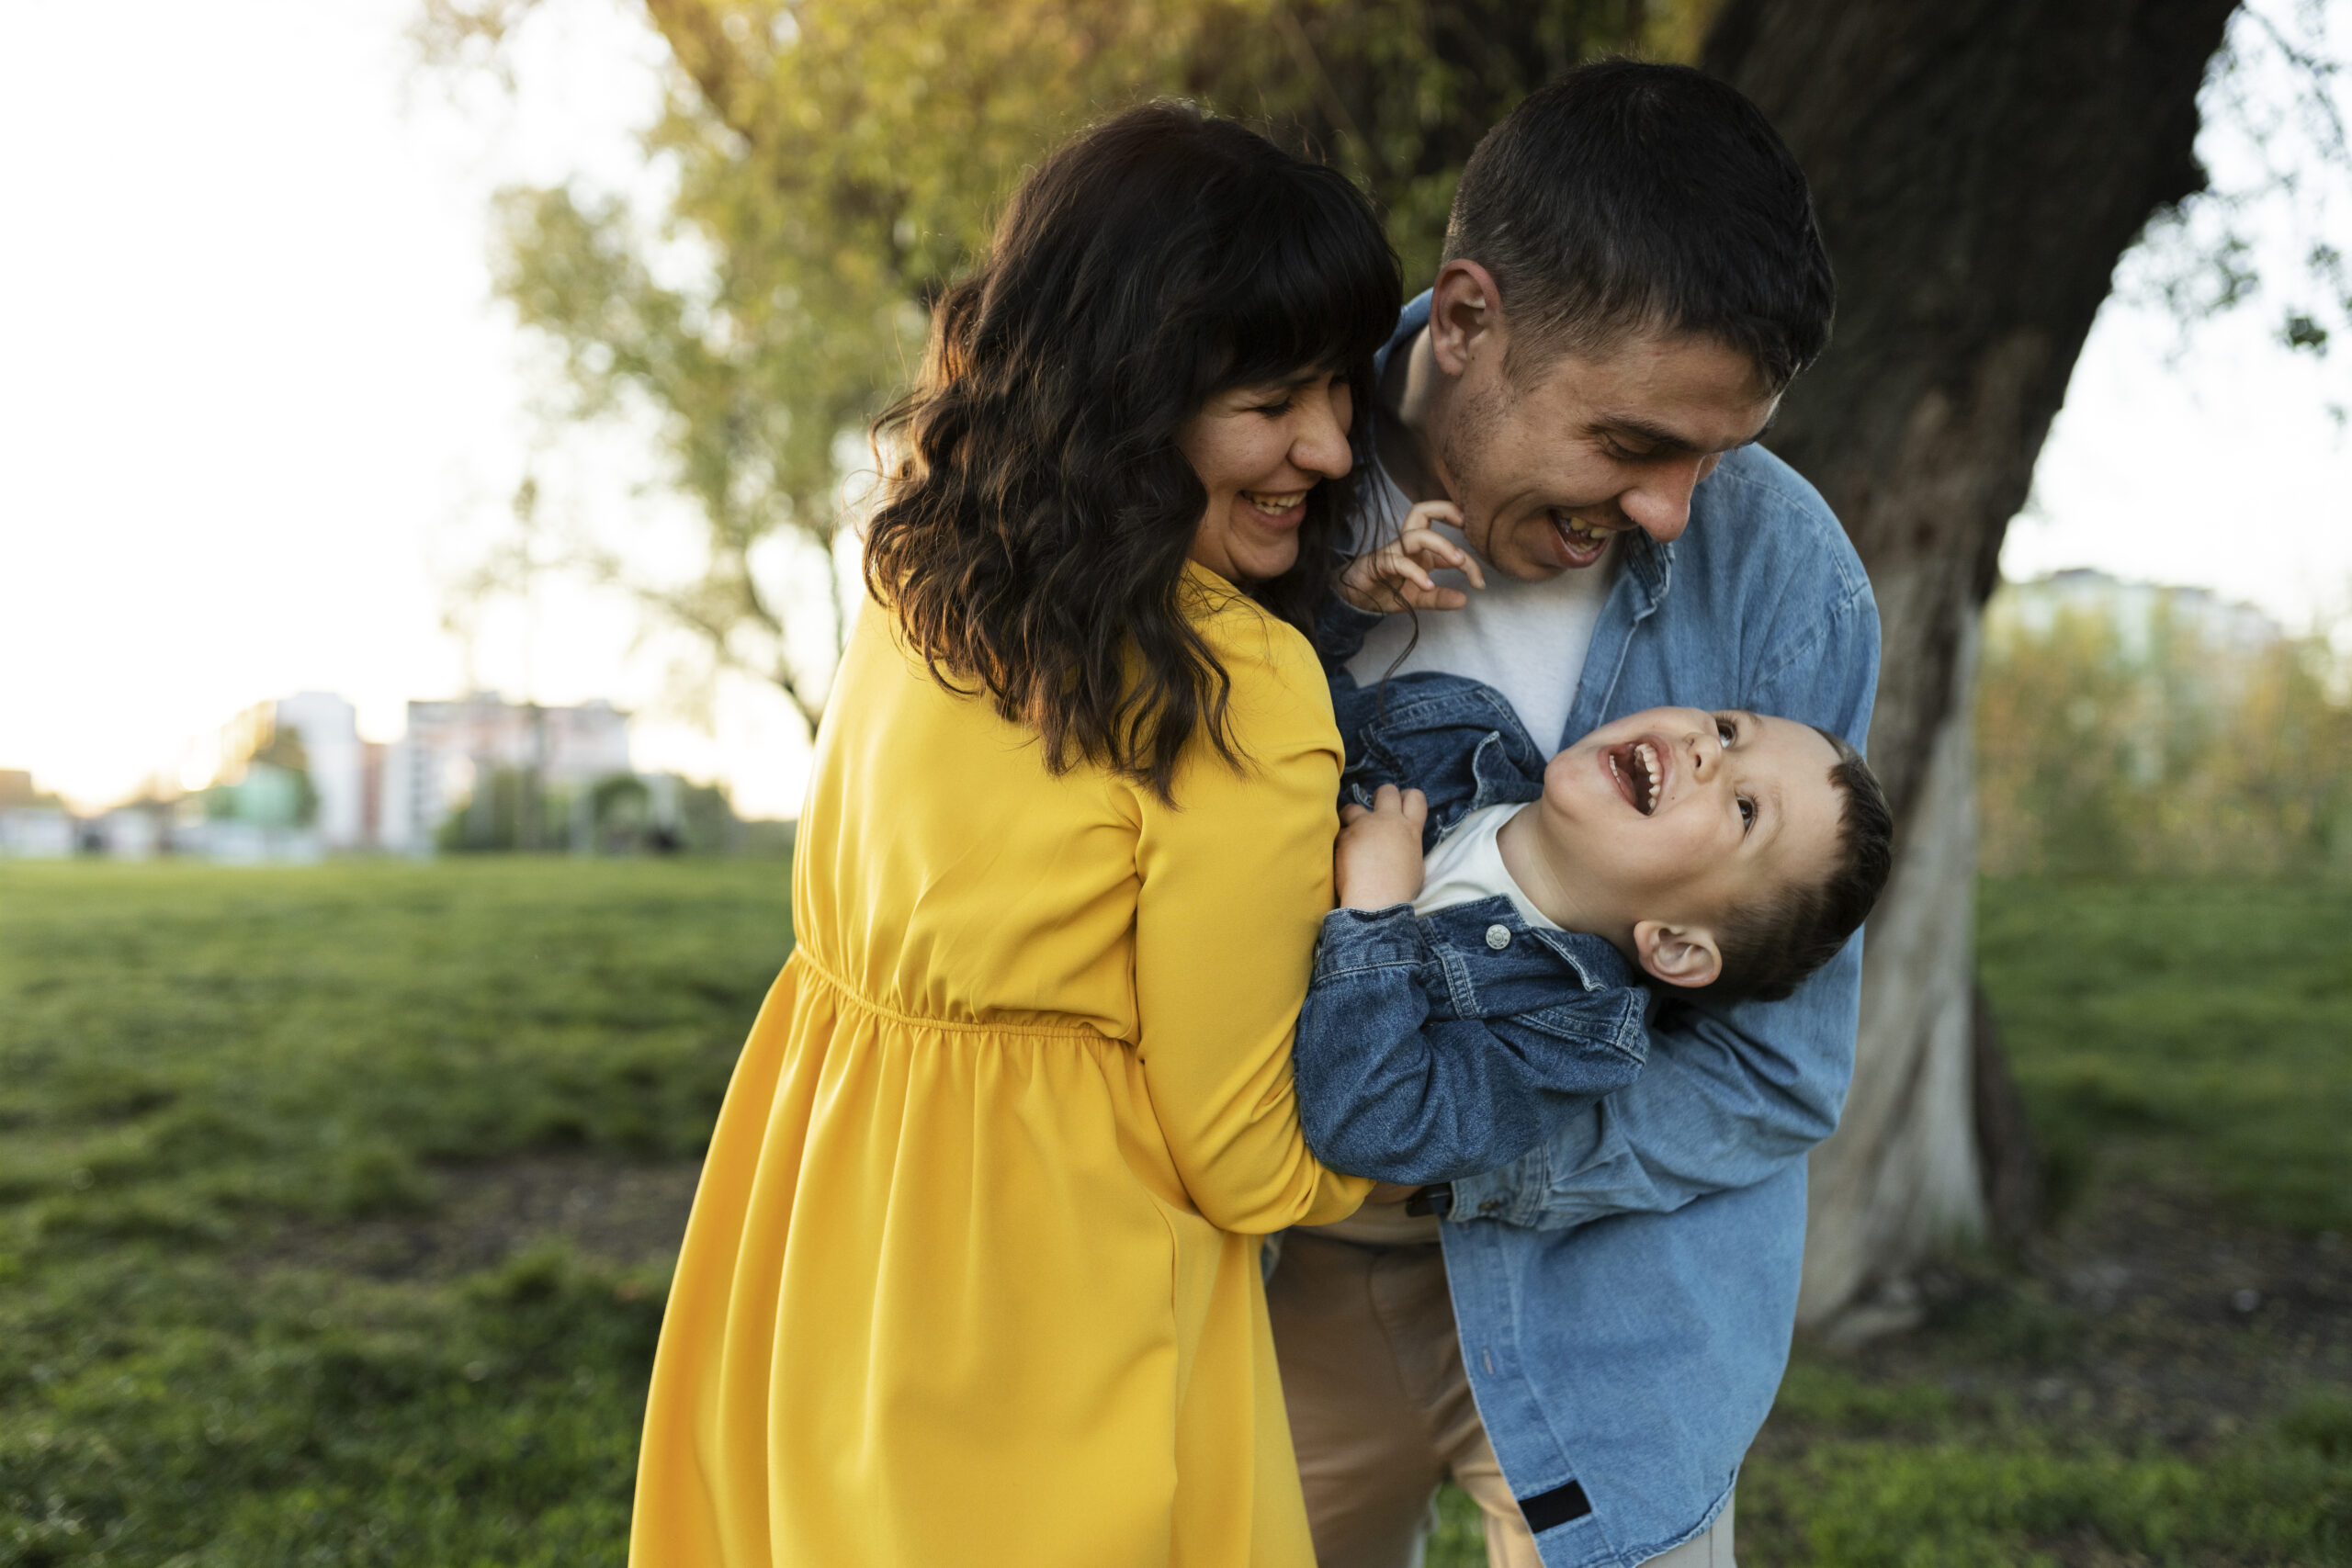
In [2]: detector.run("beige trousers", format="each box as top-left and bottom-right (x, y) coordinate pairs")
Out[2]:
(1267, 1231), (1736, 1568)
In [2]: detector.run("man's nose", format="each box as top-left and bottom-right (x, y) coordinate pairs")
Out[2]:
(1292, 398), (1354, 479)
(1620, 455), (1709, 543)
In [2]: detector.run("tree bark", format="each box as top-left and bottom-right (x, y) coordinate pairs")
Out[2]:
(1702, 0), (2240, 1333)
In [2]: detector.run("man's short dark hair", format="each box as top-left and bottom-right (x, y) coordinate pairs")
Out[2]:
(1703, 730), (1894, 1003)
(1442, 58), (1835, 388)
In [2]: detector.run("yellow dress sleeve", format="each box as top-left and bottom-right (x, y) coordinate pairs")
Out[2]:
(1130, 596), (1374, 1234)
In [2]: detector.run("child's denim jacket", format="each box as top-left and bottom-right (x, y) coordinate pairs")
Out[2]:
(1295, 670), (1651, 1184)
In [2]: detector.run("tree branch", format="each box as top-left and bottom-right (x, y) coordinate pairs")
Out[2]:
(642, 0), (767, 147)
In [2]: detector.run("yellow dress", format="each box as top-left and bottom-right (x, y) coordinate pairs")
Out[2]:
(629, 564), (1372, 1568)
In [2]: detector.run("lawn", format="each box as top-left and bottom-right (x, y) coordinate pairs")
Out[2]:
(1, 860), (792, 1565)
(2, 863), (2346, 1564)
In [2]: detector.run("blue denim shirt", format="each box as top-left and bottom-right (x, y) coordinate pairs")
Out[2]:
(1295, 672), (1652, 1181)
(1291, 294), (1880, 1568)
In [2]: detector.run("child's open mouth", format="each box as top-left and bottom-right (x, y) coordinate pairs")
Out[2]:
(1606, 739), (1666, 816)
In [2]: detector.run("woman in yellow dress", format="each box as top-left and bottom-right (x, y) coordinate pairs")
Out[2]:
(628, 105), (1398, 1567)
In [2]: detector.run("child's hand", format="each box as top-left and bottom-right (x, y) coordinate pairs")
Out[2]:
(1337, 501), (1487, 613)
(1335, 784), (1429, 910)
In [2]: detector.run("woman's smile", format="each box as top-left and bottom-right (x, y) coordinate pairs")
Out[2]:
(1178, 369), (1355, 583)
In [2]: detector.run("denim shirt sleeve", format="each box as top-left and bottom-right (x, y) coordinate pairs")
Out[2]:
(1314, 592), (1387, 674)
(1293, 901), (1648, 1186)
(1450, 533), (1882, 1230)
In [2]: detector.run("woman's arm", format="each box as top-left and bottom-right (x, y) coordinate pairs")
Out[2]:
(1130, 615), (1374, 1234)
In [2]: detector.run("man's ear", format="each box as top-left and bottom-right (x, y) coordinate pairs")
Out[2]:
(1427, 259), (1504, 377)
(1634, 920), (1722, 989)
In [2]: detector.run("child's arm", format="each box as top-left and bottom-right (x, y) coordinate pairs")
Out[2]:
(1300, 791), (1647, 1186)
(1292, 899), (1647, 1186)
(1335, 500), (1487, 614)
(1333, 783), (1428, 910)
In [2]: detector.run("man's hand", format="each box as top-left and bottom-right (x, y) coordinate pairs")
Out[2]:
(1335, 784), (1429, 910)
(1336, 500), (1487, 613)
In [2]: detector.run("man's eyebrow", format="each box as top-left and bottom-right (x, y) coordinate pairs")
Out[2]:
(1592, 411), (1776, 454)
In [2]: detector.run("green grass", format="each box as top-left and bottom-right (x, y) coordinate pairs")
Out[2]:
(5, 863), (2348, 1564)
(1, 859), (793, 1565)
(1980, 878), (2352, 1232)
(2, 860), (792, 1234)
(1737, 1361), (2352, 1568)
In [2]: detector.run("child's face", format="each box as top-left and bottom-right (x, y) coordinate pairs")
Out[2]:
(1535, 705), (1847, 935)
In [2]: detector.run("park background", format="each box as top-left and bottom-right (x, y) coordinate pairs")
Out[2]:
(5, 0), (2352, 1562)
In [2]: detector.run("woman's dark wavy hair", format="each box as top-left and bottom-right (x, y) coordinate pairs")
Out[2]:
(864, 102), (1400, 800)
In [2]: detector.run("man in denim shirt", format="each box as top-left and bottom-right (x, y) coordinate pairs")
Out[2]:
(1271, 62), (1879, 1568)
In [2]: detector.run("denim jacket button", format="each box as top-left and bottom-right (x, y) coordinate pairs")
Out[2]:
(1485, 924), (1511, 951)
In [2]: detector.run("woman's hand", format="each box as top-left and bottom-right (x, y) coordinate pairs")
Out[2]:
(1335, 784), (1429, 911)
(1336, 500), (1487, 613)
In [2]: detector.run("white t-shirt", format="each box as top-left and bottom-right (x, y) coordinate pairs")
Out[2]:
(1344, 464), (1619, 751)
(1413, 803), (1561, 930)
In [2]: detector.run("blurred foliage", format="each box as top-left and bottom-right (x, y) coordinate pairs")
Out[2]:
(421, 0), (1713, 727)
(1978, 876), (2352, 1234)
(2119, 0), (2352, 403)
(1975, 580), (2352, 878)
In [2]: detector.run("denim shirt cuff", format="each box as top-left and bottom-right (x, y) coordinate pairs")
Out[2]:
(1442, 1153), (1555, 1224)
(1314, 596), (1389, 668)
(1312, 904), (1430, 980)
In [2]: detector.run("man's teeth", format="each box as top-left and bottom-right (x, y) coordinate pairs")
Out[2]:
(1245, 490), (1307, 512)
(1554, 513), (1610, 548)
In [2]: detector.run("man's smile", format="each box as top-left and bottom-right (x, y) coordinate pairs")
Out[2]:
(1547, 508), (1623, 569)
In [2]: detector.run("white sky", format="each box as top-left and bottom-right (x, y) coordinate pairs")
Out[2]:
(2, 0), (2347, 814)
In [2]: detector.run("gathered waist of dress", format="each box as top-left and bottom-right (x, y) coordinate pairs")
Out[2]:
(786, 948), (1125, 1042)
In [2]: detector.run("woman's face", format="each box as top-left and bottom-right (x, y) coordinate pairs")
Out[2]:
(1175, 367), (1356, 584)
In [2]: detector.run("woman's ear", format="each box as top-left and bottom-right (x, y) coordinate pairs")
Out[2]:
(1427, 260), (1502, 377)
(1634, 920), (1722, 989)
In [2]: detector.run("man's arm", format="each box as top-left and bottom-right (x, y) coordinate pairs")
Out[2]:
(1446, 942), (1858, 1224)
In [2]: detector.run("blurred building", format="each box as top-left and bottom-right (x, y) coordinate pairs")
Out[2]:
(0, 806), (74, 859)
(274, 692), (366, 850)
(36, 689), (763, 862)
(0, 770), (74, 859)
(2002, 569), (2283, 658)
(386, 693), (632, 853)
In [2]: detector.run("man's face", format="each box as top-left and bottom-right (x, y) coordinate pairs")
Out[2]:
(1434, 324), (1781, 581)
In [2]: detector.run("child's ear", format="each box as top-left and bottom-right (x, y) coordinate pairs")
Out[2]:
(1633, 920), (1721, 989)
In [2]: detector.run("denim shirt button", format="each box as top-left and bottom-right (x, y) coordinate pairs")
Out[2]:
(1485, 924), (1511, 951)
(1479, 1199), (1502, 1214)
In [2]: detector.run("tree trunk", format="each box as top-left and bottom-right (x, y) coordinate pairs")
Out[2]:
(1702, 0), (2240, 1333)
